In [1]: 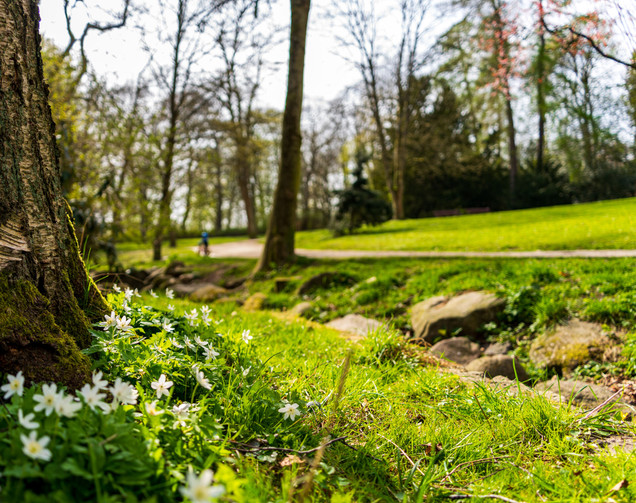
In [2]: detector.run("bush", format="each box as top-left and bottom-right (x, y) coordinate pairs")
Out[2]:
(332, 149), (392, 235)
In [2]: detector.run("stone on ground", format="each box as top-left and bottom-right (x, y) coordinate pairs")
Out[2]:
(289, 301), (313, 317)
(465, 355), (530, 382)
(189, 284), (228, 302)
(326, 314), (383, 337)
(429, 336), (481, 365)
(529, 320), (614, 372)
(411, 291), (506, 343)
(243, 292), (267, 311)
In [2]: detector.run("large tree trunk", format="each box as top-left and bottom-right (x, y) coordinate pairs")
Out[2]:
(256, 0), (310, 271)
(0, 0), (107, 388)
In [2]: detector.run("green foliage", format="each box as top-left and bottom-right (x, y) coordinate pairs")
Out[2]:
(404, 77), (508, 216)
(515, 158), (572, 209)
(332, 148), (392, 235)
(2, 282), (636, 501)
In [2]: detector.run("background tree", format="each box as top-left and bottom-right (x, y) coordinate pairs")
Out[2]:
(337, 0), (429, 219)
(150, 0), (211, 260)
(333, 147), (393, 234)
(256, 0), (311, 270)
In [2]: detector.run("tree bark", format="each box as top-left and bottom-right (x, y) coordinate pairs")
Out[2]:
(536, 30), (546, 171)
(255, 0), (310, 271)
(0, 0), (107, 387)
(236, 140), (258, 238)
(505, 96), (518, 205)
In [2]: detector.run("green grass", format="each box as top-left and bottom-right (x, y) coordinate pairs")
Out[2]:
(295, 198), (636, 251)
(100, 295), (636, 500)
(93, 237), (242, 270)
(6, 253), (636, 500)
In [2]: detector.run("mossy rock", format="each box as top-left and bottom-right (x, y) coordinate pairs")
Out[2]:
(0, 276), (91, 389)
(189, 284), (228, 302)
(243, 292), (267, 312)
(529, 320), (612, 372)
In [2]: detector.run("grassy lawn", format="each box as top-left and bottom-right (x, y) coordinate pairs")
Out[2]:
(295, 198), (636, 251)
(5, 290), (633, 502)
(95, 236), (242, 270)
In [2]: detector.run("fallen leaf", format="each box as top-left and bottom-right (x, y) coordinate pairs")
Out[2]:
(610, 479), (628, 492)
(280, 454), (304, 467)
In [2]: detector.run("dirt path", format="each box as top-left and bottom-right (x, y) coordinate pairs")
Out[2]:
(207, 239), (636, 259)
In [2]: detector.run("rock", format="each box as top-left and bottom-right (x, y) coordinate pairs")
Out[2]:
(289, 302), (313, 317)
(145, 266), (167, 283)
(274, 276), (301, 293)
(429, 337), (481, 365)
(178, 272), (199, 284)
(535, 377), (634, 417)
(190, 284), (228, 302)
(171, 282), (207, 297)
(484, 342), (512, 356)
(166, 261), (188, 276)
(243, 292), (267, 311)
(326, 314), (383, 337)
(411, 291), (506, 343)
(465, 355), (530, 382)
(529, 320), (612, 372)
(297, 272), (356, 295)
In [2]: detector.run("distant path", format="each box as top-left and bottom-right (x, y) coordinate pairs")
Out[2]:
(208, 239), (636, 259)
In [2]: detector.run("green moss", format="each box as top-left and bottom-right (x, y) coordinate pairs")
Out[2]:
(0, 275), (90, 389)
(552, 342), (591, 368)
(64, 201), (108, 319)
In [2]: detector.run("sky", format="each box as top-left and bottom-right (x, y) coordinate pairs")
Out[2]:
(37, 0), (636, 119)
(38, 0), (363, 110)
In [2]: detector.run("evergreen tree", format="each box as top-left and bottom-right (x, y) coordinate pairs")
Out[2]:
(333, 148), (392, 235)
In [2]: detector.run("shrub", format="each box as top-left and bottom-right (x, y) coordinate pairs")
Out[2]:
(332, 149), (392, 235)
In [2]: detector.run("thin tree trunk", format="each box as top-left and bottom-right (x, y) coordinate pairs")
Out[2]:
(393, 88), (408, 219)
(256, 0), (310, 271)
(236, 141), (258, 238)
(181, 159), (195, 233)
(368, 84), (398, 216)
(505, 96), (518, 205)
(0, 0), (107, 387)
(214, 161), (224, 233)
(536, 30), (546, 171)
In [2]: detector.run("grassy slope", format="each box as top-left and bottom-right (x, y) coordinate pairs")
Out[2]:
(295, 198), (636, 251)
(140, 296), (636, 502)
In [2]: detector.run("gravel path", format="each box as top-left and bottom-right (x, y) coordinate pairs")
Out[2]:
(207, 239), (636, 259)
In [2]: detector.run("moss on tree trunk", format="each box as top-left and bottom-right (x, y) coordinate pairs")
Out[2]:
(0, 0), (107, 387)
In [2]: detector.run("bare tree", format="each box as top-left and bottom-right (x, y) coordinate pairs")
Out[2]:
(148, 0), (212, 260)
(299, 102), (345, 229)
(210, 0), (280, 238)
(337, 0), (429, 219)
